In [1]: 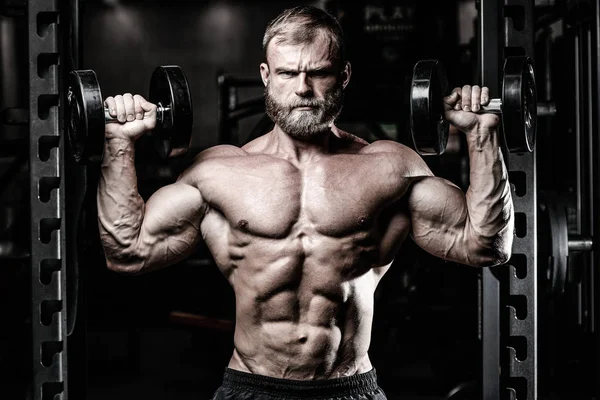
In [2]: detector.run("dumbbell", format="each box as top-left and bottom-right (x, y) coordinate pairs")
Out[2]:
(409, 56), (537, 156)
(66, 65), (193, 164)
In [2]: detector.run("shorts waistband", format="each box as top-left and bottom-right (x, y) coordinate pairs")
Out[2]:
(221, 368), (379, 397)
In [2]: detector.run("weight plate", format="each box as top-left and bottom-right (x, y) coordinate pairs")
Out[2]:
(538, 190), (568, 296)
(148, 65), (193, 159)
(66, 70), (105, 164)
(502, 56), (537, 153)
(410, 59), (450, 156)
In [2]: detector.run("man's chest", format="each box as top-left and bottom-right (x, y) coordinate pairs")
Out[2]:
(199, 155), (412, 238)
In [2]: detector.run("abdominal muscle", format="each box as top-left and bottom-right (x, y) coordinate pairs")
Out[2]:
(229, 292), (375, 380)
(222, 235), (380, 380)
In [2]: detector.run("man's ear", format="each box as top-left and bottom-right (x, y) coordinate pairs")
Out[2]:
(341, 61), (351, 89)
(260, 63), (270, 86)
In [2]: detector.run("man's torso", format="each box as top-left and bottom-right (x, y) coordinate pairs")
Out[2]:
(184, 132), (422, 379)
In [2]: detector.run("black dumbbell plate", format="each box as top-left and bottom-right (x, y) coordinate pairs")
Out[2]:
(502, 56), (537, 153)
(410, 59), (450, 156)
(149, 65), (193, 159)
(67, 70), (105, 163)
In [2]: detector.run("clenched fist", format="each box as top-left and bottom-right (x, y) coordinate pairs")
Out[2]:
(104, 93), (157, 141)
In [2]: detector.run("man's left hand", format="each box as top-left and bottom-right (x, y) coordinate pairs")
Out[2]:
(443, 85), (501, 134)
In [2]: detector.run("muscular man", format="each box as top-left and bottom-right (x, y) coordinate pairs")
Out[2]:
(99, 5), (513, 400)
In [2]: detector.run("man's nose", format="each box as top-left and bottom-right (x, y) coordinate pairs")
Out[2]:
(295, 73), (313, 97)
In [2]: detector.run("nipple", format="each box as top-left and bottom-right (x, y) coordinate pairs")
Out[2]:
(237, 219), (249, 231)
(357, 215), (368, 226)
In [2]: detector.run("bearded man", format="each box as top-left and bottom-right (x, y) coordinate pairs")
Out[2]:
(98, 5), (513, 400)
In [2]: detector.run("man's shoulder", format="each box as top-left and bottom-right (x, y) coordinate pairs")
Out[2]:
(360, 139), (415, 155)
(360, 140), (434, 178)
(176, 144), (249, 184)
(192, 144), (248, 162)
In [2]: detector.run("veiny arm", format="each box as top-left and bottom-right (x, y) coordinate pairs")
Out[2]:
(97, 138), (208, 274)
(406, 126), (514, 267)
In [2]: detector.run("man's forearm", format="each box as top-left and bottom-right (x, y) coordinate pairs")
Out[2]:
(97, 138), (145, 266)
(464, 125), (514, 260)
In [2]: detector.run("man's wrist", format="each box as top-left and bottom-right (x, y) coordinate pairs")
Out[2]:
(102, 136), (136, 162)
(105, 135), (136, 144)
(465, 124), (500, 147)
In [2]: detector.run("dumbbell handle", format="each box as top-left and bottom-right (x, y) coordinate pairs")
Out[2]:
(477, 98), (502, 114)
(476, 99), (557, 117)
(104, 102), (170, 124)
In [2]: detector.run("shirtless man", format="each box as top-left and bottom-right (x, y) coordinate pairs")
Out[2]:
(98, 5), (514, 400)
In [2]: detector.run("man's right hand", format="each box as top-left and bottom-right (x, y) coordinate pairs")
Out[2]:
(104, 93), (157, 141)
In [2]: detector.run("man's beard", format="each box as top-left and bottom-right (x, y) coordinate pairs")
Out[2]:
(264, 83), (343, 138)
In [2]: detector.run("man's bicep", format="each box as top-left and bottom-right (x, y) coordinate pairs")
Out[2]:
(136, 181), (207, 271)
(407, 176), (471, 263)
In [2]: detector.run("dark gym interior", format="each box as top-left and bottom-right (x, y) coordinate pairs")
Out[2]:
(1, 0), (599, 399)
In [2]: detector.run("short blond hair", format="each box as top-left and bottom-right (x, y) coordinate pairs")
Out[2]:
(262, 5), (346, 65)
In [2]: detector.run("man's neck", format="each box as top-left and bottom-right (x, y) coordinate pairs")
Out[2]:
(268, 125), (337, 163)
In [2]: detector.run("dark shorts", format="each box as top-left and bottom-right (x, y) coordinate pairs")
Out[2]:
(210, 368), (387, 400)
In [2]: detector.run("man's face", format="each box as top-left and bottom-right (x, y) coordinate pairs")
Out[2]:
(260, 31), (351, 138)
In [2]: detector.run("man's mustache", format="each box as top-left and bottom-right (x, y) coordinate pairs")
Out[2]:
(287, 100), (323, 110)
